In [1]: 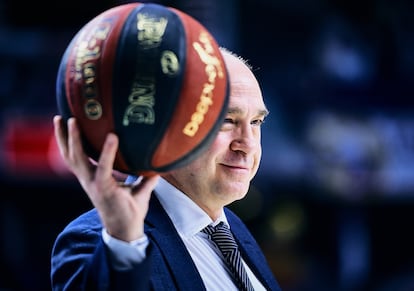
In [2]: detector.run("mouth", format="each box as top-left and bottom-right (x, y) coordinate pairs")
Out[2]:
(221, 163), (250, 172)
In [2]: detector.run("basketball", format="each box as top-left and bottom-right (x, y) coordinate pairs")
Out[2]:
(56, 2), (229, 176)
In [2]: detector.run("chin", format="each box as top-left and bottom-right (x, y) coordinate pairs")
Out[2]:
(229, 185), (249, 200)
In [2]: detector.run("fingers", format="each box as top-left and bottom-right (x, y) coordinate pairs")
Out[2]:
(67, 117), (96, 180)
(132, 175), (160, 192)
(53, 115), (93, 181)
(53, 114), (157, 240)
(131, 174), (160, 204)
(95, 132), (119, 185)
(53, 115), (68, 159)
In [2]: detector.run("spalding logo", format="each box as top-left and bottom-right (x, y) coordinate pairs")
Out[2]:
(76, 21), (112, 120)
(183, 31), (224, 137)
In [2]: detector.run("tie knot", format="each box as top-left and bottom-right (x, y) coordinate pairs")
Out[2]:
(202, 222), (237, 249)
(202, 221), (229, 236)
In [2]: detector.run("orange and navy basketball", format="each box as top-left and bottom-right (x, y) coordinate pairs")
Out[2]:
(56, 2), (229, 176)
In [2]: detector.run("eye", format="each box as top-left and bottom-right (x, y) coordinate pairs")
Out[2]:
(221, 118), (237, 131)
(251, 118), (265, 126)
(223, 118), (236, 124)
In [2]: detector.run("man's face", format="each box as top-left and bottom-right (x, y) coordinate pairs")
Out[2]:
(163, 52), (268, 213)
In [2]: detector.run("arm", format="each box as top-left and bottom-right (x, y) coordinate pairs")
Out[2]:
(50, 209), (153, 290)
(51, 115), (159, 290)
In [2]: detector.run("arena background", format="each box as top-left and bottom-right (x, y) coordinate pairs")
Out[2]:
(1, 0), (413, 290)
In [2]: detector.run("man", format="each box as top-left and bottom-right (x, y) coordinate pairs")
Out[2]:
(51, 49), (281, 290)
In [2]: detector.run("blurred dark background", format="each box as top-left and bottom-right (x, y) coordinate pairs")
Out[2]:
(1, 0), (414, 290)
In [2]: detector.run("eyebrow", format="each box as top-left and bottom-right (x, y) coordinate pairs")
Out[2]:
(227, 107), (270, 117)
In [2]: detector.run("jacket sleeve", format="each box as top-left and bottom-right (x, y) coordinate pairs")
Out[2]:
(50, 209), (152, 291)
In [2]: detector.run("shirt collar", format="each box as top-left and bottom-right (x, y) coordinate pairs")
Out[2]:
(154, 177), (228, 238)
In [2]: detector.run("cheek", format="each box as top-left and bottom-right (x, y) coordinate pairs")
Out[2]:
(252, 147), (262, 171)
(193, 135), (227, 166)
(254, 150), (262, 170)
(211, 131), (230, 148)
(188, 145), (218, 170)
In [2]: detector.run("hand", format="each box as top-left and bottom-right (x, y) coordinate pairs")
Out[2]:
(53, 115), (159, 242)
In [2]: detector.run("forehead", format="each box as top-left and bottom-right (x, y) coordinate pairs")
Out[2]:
(228, 71), (268, 115)
(227, 95), (269, 118)
(223, 53), (267, 116)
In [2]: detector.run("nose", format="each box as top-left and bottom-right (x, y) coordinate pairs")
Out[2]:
(229, 124), (259, 154)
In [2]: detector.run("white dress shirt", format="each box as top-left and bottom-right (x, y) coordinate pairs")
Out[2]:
(103, 177), (266, 290)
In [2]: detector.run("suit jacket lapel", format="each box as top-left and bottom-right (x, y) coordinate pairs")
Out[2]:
(145, 195), (206, 290)
(226, 209), (279, 290)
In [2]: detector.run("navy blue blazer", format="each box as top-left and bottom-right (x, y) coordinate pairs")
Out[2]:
(51, 194), (281, 290)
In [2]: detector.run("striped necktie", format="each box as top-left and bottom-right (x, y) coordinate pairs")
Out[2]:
(202, 222), (254, 291)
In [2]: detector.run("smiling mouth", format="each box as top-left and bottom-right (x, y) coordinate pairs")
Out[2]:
(221, 164), (249, 171)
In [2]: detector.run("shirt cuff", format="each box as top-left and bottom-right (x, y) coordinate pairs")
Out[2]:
(102, 228), (149, 270)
